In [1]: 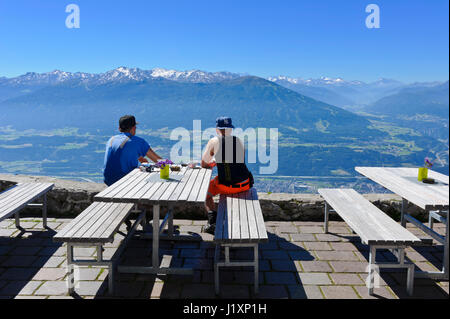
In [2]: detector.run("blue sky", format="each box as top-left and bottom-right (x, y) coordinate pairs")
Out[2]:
(0, 0), (448, 82)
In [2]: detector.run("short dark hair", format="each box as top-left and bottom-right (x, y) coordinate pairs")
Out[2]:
(119, 115), (137, 132)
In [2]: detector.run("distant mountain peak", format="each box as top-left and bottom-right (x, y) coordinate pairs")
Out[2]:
(2, 67), (242, 86)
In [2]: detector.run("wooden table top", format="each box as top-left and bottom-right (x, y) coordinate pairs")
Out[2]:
(94, 166), (212, 205)
(355, 167), (449, 211)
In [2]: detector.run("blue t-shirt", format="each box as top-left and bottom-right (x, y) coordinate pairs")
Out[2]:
(103, 132), (150, 186)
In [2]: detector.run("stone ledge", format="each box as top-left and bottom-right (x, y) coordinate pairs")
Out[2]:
(0, 173), (426, 221)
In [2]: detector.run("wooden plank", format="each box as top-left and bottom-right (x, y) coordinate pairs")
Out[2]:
(195, 169), (213, 203)
(0, 183), (53, 218)
(54, 203), (134, 243)
(56, 202), (110, 239)
(98, 203), (134, 240)
(178, 169), (200, 201)
(159, 167), (188, 201)
(0, 184), (31, 202)
(94, 169), (140, 200)
(69, 203), (117, 239)
(54, 202), (107, 239)
(167, 169), (193, 202)
(149, 167), (188, 202)
(214, 189), (267, 243)
(388, 168), (448, 206)
(113, 171), (150, 200)
(319, 188), (421, 245)
(0, 184), (40, 217)
(0, 183), (42, 207)
(244, 190), (259, 241)
(251, 188), (268, 241)
(356, 167), (448, 210)
(226, 195), (233, 242)
(231, 194), (241, 241)
(356, 166), (432, 209)
(128, 172), (159, 199)
(94, 203), (134, 239)
(139, 180), (165, 202)
(148, 178), (176, 202)
(99, 169), (142, 200)
(80, 203), (127, 239)
(188, 168), (207, 202)
(238, 191), (250, 240)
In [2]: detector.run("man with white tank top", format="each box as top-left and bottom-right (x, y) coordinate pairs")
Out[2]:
(201, 117), (254, 234)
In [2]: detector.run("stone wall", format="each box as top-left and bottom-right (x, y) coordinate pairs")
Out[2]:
(0, 173), (427, 222)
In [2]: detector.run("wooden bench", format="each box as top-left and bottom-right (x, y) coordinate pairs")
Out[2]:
(214, 188), (268, 295)
(54, 201), (145, 295)
(319, 188), (422, 296)
(0, 183), (54, 229)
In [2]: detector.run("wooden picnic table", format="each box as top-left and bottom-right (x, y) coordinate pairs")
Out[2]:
(355, 166), (449, 280)
(94, 166), (212, 276)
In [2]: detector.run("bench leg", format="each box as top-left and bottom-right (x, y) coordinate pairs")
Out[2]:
(15, 212), (20, 228)
(67, 244), (75, 295)
(324, 202), (329, 234)
(368, 246), (376, 296)
(444, 215), (449, 279)
(401, 198), (407, 228)
(43, 194), (47, 228)
(406, 264), (415, 296)
(152, 204), (160, 269)
(254, 244), (259, 295)
(168, 204), (174, 238)
(108, 263), (114, 295)
(214, 244), (220, 295)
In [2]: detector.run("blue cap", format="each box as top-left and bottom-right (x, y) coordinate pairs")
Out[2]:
(216, 117), (235, 129)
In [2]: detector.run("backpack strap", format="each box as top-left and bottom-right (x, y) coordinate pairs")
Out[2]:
(119, 136), (130, 149)
(232, 136), (237, 163)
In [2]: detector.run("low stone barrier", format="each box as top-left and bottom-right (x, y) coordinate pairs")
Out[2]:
(0, 173), (426, 221)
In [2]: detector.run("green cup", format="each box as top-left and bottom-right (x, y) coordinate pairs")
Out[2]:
(418, 167), (428, 181)
(160, 165), (170, 179)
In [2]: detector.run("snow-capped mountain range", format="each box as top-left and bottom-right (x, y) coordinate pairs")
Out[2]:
(1, 67), (243, 86)
(1, 66), (417, 87)
(1, 67), (446, 109)
(267, 75), (407, 88)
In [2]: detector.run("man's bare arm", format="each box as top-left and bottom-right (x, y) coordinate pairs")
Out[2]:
(146, 147), (163, 163)
(201, 141), (216, 168)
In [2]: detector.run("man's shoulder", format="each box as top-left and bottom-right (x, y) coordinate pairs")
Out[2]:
(208, 136), (220, 146)
(130, 135), (150, 150)
(130, 135), (148, 143)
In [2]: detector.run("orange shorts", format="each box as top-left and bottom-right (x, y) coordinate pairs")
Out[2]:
(206, 176), (250, 199)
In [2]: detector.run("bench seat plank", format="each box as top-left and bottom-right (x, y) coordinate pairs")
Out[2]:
(319, 188), (421, 245)
(0, 183), (54, 221)
(54, 202), (134, 243)
(215, 188), (268, 244)
(238, 192), (250, 240)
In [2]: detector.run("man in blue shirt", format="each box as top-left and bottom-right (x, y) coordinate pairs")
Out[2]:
(103, 115), (163, 186)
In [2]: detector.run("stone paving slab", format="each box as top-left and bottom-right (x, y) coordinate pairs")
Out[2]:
(0, 217), (447, 299)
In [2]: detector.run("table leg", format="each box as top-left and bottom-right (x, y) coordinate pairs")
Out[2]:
(153, 204), (160, 269)
(411, 209), (448, 280)
(168, 203), (174, 238)
(444, 211), (449, 278)
(401, 198), (407, 228)
(118, 203), (194, 276)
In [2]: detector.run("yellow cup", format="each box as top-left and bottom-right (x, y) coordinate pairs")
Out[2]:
(160, 165), (170, 179)
(418, 167), (428, 181)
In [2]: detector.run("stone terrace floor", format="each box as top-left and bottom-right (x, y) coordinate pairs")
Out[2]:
(0, 218), (448, 299)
